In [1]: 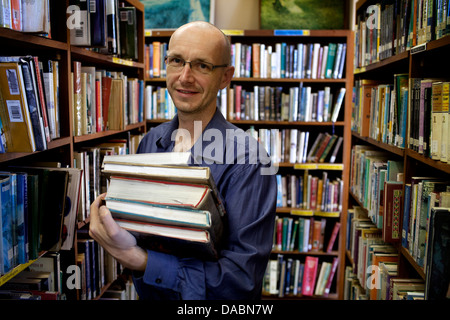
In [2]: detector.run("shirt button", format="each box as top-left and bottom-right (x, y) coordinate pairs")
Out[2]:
(155, 278), (162, 284)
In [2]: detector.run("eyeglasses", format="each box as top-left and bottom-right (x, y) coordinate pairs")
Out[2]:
(165, 56), (228, 75)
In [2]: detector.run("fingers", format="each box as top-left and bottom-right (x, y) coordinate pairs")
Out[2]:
(89, 193), (107, 223)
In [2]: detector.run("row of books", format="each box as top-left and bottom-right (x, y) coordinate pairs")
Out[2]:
(0, 57), (61, 153)
(354, 0), (450, 69)
(233, 42), (347, 80)
(0, 166), (82, 276)
(0, 0), (51, 37)
(72, 62), (144, 137)
(228, 84), (346, 123)
(69, 0), (138, 60)
(251, 129), (343, 165)
(352, 76), (450, 164)
(144, 85), (177, 121)
(344, 266), (426, 300)
(401, 177), (450, 269)
(0, 240), (126, 300)
(73, 136), (143, 222)
(100, 152), (226, 261)
(263, 255), (339, 298)
(409, 78), (450, 163)
(350, 146), (404, 212)
(144, 41), (168, 79)
(350, 148), (406, 244)
(346, 206), (401, 299)
(273, 216), (340, 253)
(143, 40), (347, 81)
(0, 252), (63, 300)
(276, 173), (344, 213)
(75, 232), (122, 300)
(351, 75), (409, 149)
(346, 201), (450, 300)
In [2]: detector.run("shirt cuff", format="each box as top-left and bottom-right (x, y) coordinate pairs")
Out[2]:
(139, 250), (180, 290)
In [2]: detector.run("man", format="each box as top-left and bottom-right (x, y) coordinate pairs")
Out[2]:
(89, 21), (277, 299)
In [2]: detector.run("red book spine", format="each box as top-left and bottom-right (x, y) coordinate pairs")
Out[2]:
(276, 218), (283, 251)
(302, 256), (319, 296)
(326, 222), (341, 252)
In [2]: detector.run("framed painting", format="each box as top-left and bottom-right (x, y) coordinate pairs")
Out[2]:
(260, 0), (345, 30)
(141, 0), (215, 30)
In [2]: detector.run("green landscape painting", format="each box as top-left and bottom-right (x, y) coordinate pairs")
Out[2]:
(260, 0), (345, 30)
(141, 0), (212, 29)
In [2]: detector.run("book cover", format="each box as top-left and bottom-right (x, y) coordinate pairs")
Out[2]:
(107, 78), (124, 130)
(101, 75), (112, 130)
(22, 0), (49, 34)
(117, 218), (220, 261)
(19, 59), (47, 151)
(302, 256), (319, 296)
(26, 174), (40, 260)
(431, 82), (443, 160)
(326, 222), (341, 252)
(118, 6), (138, 60)
(0, 0), (11, 28)
(425, 207), (450, 300)
(323, 257), (339, 297)
(314, 261), (331, 296)
(325, 43), (337, 79)
(0, 62), (36, 152)
(90, 0), (107, 47)
(0, 175), (13, 274)
(28, 56), (50, 144)
(99, 0), (119, 55)
(105, 176), (223, 230)
(69, 0), (91, 46)
(382, 181), (403, 243)
(10, 0), (21, 31)
(441, 81), (449, 163)
(329, 136), (343, 163)
(50, 60), (60, 138)
(416, 180), (448, 266)
(331, 87), (346, 122)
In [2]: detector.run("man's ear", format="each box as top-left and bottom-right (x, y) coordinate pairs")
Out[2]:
(219, 66), (235, 90)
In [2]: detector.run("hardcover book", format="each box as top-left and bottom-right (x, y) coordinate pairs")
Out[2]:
(102, 152), (226, 260)
(0, 62), (36, 152)
(302, 256), (319, 296)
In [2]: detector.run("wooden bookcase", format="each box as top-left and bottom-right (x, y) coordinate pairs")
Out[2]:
(347, 0), (450, 300)
(0, 0), (145, 299)
(145, 29), (354, 300)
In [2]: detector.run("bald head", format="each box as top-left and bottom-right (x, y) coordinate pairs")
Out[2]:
(169, 21), (231, 65)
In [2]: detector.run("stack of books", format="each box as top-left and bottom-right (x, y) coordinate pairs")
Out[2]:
(101, 152), (226, 260)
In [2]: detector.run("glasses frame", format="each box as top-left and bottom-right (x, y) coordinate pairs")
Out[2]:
(165, 55), (228, 75)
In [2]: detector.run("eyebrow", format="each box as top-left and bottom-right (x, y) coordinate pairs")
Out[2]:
(168, 53), (213, 64)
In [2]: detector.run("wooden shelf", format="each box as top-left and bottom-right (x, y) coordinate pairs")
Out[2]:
(0, 0), (146, 300)
(351, 132), (405, 157)
(73, 122), (146, 144)
(0, 252), (46, 287)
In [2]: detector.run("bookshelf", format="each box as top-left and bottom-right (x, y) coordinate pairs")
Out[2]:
(0, 0), (145, 300)
(347, 0), (450, 300)
(144, 29), (354, 299)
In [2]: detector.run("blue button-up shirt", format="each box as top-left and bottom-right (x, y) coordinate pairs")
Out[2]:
(132, 108), (277, 300)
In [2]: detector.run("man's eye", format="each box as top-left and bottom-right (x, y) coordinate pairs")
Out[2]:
(197, 63), (211, 70)
(171, 58), (183, 64)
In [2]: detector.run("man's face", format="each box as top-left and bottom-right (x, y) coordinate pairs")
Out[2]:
(165, 26), (232, 117)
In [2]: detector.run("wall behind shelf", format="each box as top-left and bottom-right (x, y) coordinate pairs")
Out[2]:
(213, 0), (356, 30)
